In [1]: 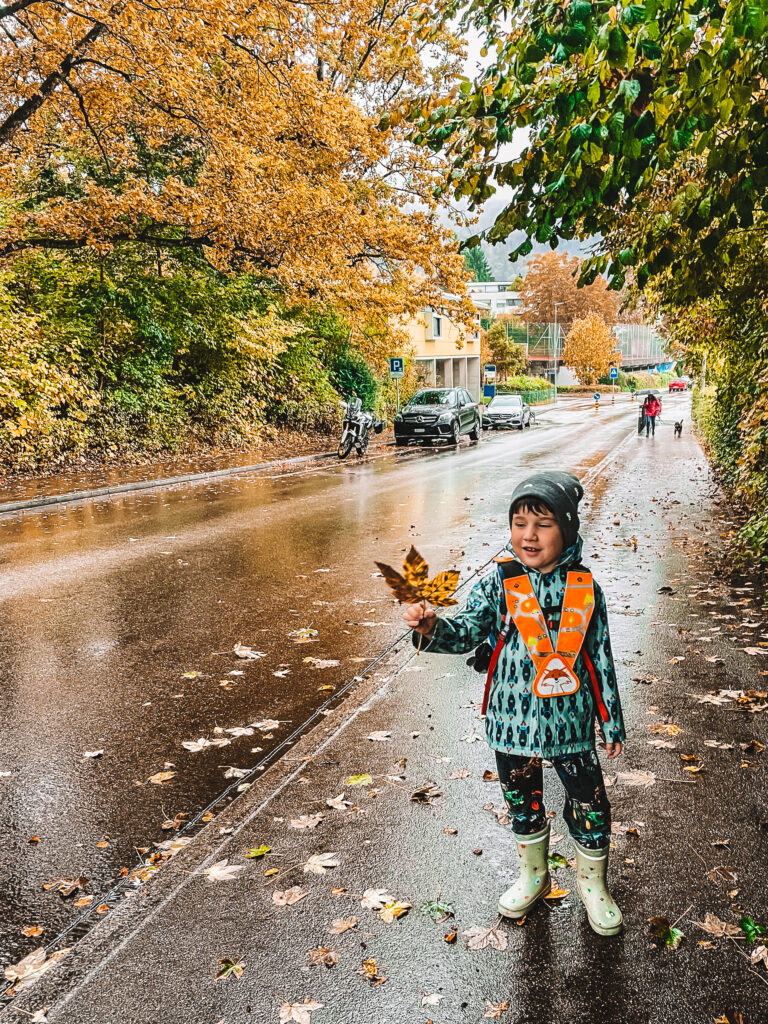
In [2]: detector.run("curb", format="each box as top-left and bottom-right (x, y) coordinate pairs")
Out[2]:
(0, 449), (346, 516)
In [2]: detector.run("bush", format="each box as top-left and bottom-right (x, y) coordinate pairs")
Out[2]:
(325, 346), (378, 410)
(497, 375), (552, 392)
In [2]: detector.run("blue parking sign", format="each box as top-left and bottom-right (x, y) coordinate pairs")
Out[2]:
(389, 357), (404, 379)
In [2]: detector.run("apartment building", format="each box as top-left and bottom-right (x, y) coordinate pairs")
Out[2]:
(403, 302), (483, 400)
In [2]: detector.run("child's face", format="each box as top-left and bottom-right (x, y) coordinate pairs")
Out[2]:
(510, 506), (565, 574)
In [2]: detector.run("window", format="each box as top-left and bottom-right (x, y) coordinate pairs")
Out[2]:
(408, 390), (455, 407)
(432, 315), (442, 338)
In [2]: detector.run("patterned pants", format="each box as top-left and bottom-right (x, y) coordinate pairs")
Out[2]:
(495, 748), (611, 850)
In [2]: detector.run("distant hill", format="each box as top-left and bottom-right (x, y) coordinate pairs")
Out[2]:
(453, 192), (595, 281)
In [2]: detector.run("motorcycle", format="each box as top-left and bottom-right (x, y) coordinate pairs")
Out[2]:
(338, 398), (384, 459)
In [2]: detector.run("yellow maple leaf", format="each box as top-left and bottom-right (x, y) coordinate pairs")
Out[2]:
(375, 546), (459, 607)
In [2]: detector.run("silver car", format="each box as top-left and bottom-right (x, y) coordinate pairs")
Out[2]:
(482, 394), (531, 430)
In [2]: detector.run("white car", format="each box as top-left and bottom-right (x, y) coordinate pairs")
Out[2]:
(482, 394), (532, 430)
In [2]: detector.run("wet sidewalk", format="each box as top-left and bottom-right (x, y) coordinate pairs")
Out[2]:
(4, 423), (768, 1024)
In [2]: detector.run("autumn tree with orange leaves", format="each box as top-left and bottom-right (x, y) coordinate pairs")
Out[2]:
(562, 314), (621, 386)
(519, 253), (621, 331)
(0, 0), (475, 467)
(0, 0), (469, 339)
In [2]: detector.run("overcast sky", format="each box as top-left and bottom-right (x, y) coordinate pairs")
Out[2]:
(452, 28), (591, 279)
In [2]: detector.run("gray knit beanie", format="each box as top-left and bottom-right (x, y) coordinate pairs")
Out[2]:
(508, 471), (584, 549)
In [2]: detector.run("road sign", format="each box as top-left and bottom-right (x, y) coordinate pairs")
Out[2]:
(483, 384), (496, 399)
(609, 366), (619, 380)
(483, 363), (496, 378)
(389, 357), (404, 379)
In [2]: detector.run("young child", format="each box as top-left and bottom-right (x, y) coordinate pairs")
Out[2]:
(403, 471), (626, 936)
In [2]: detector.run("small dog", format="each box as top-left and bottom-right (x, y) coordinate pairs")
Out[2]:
(674, 420), (683, 437)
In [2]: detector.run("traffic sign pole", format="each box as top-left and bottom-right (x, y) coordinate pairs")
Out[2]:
(389, 357), (405, 414)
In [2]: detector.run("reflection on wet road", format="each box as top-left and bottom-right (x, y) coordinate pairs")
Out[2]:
(0, 396), (645, 964)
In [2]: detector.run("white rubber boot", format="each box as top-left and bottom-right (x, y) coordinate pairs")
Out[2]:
(498, 824), (551, 919)
(573, 840), (623, 936)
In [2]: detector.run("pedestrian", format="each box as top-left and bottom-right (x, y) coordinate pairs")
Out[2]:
(403, 471), (626, 935)
(642, 393), (661, 435)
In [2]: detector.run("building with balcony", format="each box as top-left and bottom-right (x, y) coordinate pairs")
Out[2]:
(403, 302), (483, 400)
(466, 282), (523, 317)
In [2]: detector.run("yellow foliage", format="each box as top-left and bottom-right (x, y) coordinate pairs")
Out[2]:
(562, 314), (621, 385)
(0, 0), (471, 349)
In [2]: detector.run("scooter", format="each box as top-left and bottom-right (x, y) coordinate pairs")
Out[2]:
(338, 398), (384, 459)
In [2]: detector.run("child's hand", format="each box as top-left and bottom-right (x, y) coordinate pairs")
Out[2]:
(602, 741), (622, 760)
(403, 601), (437, 637)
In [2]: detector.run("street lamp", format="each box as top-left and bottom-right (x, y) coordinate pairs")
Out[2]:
(553, 302), (565, 405)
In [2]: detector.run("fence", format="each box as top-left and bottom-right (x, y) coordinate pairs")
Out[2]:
(484, 386), (555, 405)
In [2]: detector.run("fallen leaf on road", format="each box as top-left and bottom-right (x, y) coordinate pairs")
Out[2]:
(304, 657), (340, 669)
(245, 845), (271, 859)
(345, 774), (373, 787)
(422, 993), (443, 1006)
(225, 727), (254, 738)
(750, 945), (768, 969)
(215, 958), (244, 980)
(73, 896), (93, 907)
(544, 887), (571, 901)
(273, 887), (309, 906)
(692, 913), (742, 937)
(204, 860), (243, 883)
(649, 916), (685, 949)
(483, 770), (499, 782)
(361, 888), (391, 910)
(291, 814), (324, 830)
(252, 719), (281, 731)
(328, 917), (358, 934)
(3, 948), (71, 994)
(303, 853), (339, 875)
(463, 925), (508, 951)
(616, 769), (656, 787)
(358, 958), (387, 986)
(649, 723), (683, 736)
(743, 648), (767, 656)
(234, 644), (265, 660)
(448, 767), (472, 779)
(648, 740), (677, 749)
(484, 1001), (510, 1018)
(364, 731), (392, 742)
(182, 738), (211, 752)
(20, 926), (43, 937)
(43, 877), (89, 897)
(708, 865), (738, 884)
(704, 740), (735, 749)
(82, 750), (104, 759)
(279, 1000), (324, 1023)
(290, 629), (319, 643)
(148, 771), (175, 785)
(326, 793), (352, 811)
(307, 947), (338, 967)
(411, 783), (442, 804)
(378, 901), (411, 923)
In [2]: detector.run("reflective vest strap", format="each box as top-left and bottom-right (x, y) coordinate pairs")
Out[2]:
(502, 574), (554, 664)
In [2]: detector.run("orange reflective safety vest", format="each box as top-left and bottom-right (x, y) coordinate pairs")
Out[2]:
(481, 556), (609, 723)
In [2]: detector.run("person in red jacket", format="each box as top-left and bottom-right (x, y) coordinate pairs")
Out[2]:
(642, 394), (661, 436)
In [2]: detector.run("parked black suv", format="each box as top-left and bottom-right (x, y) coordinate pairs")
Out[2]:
(394, 387), (481, 446)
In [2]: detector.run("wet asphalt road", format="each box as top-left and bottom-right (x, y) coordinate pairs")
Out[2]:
(5, 389), (768, 1024)
(1, 396), (674, 969)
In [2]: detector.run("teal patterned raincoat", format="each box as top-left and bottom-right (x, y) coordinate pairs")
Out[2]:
(417, 537), (626, 758)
